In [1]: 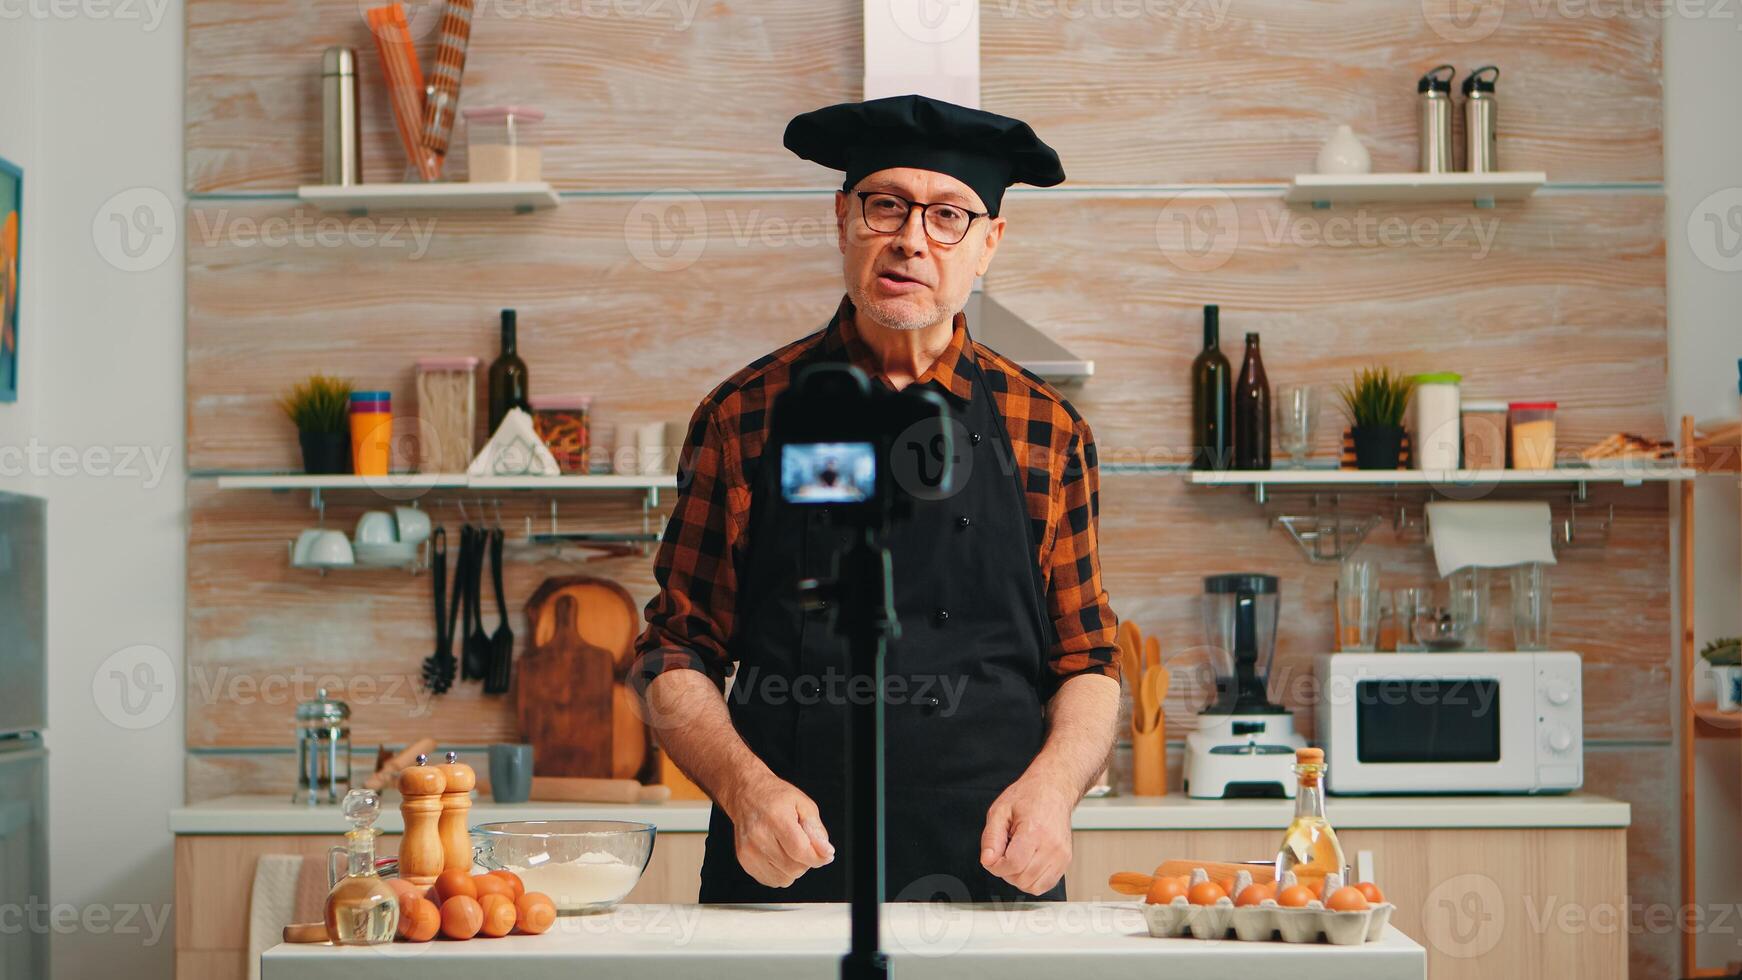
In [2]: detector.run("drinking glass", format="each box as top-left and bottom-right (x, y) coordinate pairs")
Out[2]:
(1511, 563), (1553, 650)
(1393, 587), (1430, 651)
(1336, 558), (1380, 652)
(1276, 384), (1318, 468)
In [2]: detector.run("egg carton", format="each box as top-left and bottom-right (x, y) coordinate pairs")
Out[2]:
(1141, 870), (1394, 946)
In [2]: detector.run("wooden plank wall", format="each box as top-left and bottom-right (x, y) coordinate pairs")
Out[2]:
(184, 1), (1671, 974)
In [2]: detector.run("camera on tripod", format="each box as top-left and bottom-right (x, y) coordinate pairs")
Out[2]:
(770, 362), (962, 526)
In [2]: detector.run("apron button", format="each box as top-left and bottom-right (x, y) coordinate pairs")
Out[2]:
(921, 695), (940, 713)
(970, 432), (982, 445)
(956, 515), (971, 529)
(932, 607), (950, 625)
(797, 678), (820, 699)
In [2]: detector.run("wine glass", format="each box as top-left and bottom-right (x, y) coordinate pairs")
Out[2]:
(1276, 384), (1317, 468)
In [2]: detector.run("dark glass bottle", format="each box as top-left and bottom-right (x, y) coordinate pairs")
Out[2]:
(1234, 332), (1271, 470)
(1190, 305), (1233, 470)
(487, 308), (530, 434)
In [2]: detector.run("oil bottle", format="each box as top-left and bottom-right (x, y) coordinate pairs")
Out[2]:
(1274, 747), (1345, 891)
(323, 788), (399, 945)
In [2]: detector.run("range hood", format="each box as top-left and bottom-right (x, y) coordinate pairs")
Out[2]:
(963, 287), (1093, 382)
(863, 1), (1093, 384)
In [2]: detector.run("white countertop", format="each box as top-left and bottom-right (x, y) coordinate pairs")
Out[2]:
(260, 902), (1427, 980)
(173, 792), (1629, 835)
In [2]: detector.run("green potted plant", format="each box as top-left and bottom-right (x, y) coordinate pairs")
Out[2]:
(1336, 366), (1414, 470)
(1701, 637), (1742, 712)
(279, 375), (354, 475)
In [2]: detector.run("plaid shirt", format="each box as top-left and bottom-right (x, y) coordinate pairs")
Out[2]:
(634, 295), (1120, 696)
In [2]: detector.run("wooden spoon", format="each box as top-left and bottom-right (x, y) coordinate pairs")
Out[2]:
(1137, 668), (1165, 734)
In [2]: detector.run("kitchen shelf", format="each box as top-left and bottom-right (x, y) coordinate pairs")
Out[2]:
(213, 473), (674, 491)
(1693, 702), (1741, 739)
(1285, 171), (1546, 208)
(1188, 465), (1693, 500)
(295, 181), (560, 214)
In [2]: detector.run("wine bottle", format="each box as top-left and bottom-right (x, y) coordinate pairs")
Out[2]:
(1190, 305), (1233, 470)
(1234, 331), (1270, 470)
(487, 308), (530, 435)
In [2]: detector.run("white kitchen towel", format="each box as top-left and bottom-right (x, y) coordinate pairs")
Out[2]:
(1425, 500), (1558, 578)
(246, 854), (305, 980)
(468, 407), (560, 477)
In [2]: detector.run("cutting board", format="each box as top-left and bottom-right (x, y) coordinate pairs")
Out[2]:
(517, 576), (652, 781)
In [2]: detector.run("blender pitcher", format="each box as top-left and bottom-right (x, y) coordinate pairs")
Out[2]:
(1201, 573), (1282, 714)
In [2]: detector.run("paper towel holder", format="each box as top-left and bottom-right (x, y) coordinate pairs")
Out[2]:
(1390, 493), (1612, 553)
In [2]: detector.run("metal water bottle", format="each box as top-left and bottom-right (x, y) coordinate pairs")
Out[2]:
(1417, 65), (1456, 174)
(321, 47), (363, 186)
(1462, 66), (1500, 173)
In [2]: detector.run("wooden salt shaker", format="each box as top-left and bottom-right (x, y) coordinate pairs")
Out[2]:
(435, 750), (476, 873)
(397, 754), (446, 886)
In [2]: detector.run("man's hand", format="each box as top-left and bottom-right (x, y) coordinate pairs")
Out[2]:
(979, 770), (1077, 896)
(721, 770), (835, 889)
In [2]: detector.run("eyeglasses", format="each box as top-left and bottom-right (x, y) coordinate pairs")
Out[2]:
(855, 191), (987, 246)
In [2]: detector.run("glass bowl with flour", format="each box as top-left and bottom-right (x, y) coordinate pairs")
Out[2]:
(473, 820), (655, 913)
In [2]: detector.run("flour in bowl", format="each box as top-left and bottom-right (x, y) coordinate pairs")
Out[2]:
(515, 850), (642, 910)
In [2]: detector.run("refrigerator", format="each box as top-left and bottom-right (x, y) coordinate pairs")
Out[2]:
(0, 492), (47, 980)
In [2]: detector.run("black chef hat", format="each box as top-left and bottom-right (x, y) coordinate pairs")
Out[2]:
(783, 94), (1065, 218)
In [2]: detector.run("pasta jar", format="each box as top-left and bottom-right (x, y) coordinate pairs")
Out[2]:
(1410, 372), (1461, 470)
(349, 391), (393, 477)
(1460, 400), (1509, 470)
(530, 394), (592, 474)
(1509, 401), (1559, 470)
(414, 357), (480, 474)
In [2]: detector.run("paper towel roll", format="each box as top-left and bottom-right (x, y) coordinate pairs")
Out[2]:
(1425, 500), (1557, 579)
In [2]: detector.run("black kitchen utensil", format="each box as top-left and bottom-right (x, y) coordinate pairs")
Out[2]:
(419, 528), (455, 694)
(484, 526), (515, 694)
(462, 525), (492, 682)
(452, 526), (477, 683)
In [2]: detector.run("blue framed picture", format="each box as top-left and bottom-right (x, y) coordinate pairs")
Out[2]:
(0, 156), (18, 403)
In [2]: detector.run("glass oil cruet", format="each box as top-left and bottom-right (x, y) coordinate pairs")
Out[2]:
(324, 788), (400, 945)
(1274, 747), (1346, 892)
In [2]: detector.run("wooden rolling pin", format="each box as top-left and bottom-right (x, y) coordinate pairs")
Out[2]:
(1110, 859), (1277, 897)
(364, 737), (438, 791)
(530, 776), (672, 804)
(282, 922), (329, 944)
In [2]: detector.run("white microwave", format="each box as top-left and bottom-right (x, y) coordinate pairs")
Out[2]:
(1315, 652), (1583, 795)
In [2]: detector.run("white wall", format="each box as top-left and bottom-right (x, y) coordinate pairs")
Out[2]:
(1664, 14), (1742, 974)
(0, 6), (186, 980)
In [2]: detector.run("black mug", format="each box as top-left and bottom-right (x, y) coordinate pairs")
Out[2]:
(488, 743), (533, 803)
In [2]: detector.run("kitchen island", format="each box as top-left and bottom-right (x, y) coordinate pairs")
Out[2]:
(260, 902), (1427, 980)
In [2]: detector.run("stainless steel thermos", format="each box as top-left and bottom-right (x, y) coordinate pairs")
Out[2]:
(1417, 65), (1456, 173)
(321, 47), (363, 186)
(1462, 66), (1500, 173)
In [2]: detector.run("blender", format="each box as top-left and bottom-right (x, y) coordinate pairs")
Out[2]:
(1182, 573), (1307, 798)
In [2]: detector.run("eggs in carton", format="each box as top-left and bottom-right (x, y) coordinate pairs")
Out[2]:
(1140, 869), (1395, 945)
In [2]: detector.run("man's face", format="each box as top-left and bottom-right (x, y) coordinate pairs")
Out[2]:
(835, 167), (1006, 333)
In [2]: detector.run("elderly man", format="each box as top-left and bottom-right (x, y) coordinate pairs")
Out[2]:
(633, 94), (1120, 904)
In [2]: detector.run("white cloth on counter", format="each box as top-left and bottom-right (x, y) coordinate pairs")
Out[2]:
(246, 854), (304, 980)
(467, 407), (561, 477)
(1425, 500), (1558, 579)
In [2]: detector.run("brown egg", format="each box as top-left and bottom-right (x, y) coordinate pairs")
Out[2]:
(1234, 883), (1275, 907)
(515, 892), (558, 935)
(489, 870), (526, 901)
(1187, 881), (1228, 906)
(399, 897), (440, 942)
(1276, 884), (1316, 908)
(1354, 881), (1386, 904)
(473, 874), (513, 901)
(435, 869), (478, 904)
(1144, 875), (1189, 905)
(478, 893), (517, 938)
(1325, 886), (1372, 912)
(439, 895), (483, 940)
(386, 878), (419, 902)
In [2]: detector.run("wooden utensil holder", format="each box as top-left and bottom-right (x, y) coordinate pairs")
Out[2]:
(1131, 717), (1166, 796)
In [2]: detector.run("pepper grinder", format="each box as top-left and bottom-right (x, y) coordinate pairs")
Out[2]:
(435, 751), (476, 873)
(397, 754), (447, 886)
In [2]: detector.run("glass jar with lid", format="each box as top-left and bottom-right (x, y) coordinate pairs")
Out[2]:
(294, 688), (352, 806)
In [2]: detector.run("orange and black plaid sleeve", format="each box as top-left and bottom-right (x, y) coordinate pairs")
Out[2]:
(632, 401), (745, 693)
(1042, 414), (1119, 690)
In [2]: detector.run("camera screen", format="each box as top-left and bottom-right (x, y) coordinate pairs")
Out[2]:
(780, 442), (876, 503)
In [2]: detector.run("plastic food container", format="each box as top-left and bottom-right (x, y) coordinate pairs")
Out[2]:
(1460, 399), (1508, 469)
(463, 105), (545, 183)
(530, 394), (592, 474)
(1508, 401), (1558, 470)
(349, 391), (393, 477)
(415, 357), (479, 473)
(1411, 372), (1461, 470)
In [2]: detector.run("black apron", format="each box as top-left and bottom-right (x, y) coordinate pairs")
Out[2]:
(698, 321), (1065, 904)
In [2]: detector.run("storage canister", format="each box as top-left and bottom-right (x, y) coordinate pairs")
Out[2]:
(530, 394), (592, 474)
(1411, 372), (1462, 470)
(349, 391), (393, 477)
(414, 357), (480, 474)
(1461, 399), (1508, 470)
(1508, 401), (1559, 470)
